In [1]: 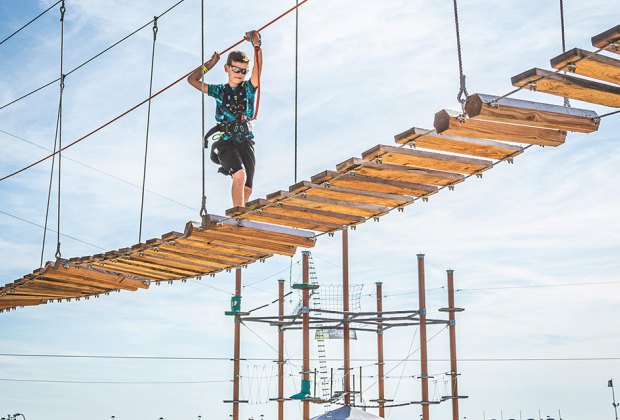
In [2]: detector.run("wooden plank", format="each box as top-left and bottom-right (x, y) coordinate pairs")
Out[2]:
(266, 190), (390, 218)
(54, 265), (149, 289)
(551, 48), (620, 86)
(192, 216), (316, 248)
(592, 25), (620, 55)
(434, 109), (566, 146)
(465, 93), (599, 133)
(90, 260), (181, 280)
(140, 249), (233, 270)
(289, 181), (414, 207)
(511, 68), (620, 108)
(34, 278), (108, 293)
(102, 257), (203, 278)
(0, 299), (46, 309)
(157, 243), (253, 266)
(189, 230), (298, 257)
(394, 127), (524, 160)
(43, 272), (139, 292)
(175, 237), (270, 259)
(5, 288), (80, 298)
(311, 170), (438, 197)
(361, 144), (493, 175)
(240, 198), (367, 225)
(234, 211), (342, 232)
(336, 158), (463, 187)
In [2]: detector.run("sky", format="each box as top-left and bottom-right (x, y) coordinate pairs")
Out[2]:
(0, 1), (619, 419)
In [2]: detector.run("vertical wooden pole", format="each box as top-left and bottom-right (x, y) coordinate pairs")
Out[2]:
(278, 279), (285, 420)
(376, 282), (385, 418)
(302, 252), (310, 420)
(342, 228), (351, 406)
(417, 254), (430, 420)
(233, 268), (242, 420)
(447, 269), (460, 420)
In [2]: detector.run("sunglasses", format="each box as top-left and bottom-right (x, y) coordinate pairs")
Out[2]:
(230, 65), (249, 75)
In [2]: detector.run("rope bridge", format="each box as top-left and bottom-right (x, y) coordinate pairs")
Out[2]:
(1, 25), (618, 312)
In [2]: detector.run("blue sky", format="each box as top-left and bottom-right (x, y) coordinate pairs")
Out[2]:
(1, 1), (619, 419)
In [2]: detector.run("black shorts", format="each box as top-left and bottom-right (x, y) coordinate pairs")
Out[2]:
(217, 139), (256, 188)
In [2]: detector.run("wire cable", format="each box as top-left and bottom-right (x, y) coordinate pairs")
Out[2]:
(199, 0), (208, 219)
(54, 0), (67, 260)
(0, 0), (61, 47)
(294, 0), (300, 184)
(0, 0), (312, 183)
(0, 0), (187, 111)
(138, 16), (159, 243)
(452, 0), (468, 113)
(559, 0), (571, 107)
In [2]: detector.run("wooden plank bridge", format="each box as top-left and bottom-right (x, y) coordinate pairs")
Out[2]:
(1, 25), (619, 312)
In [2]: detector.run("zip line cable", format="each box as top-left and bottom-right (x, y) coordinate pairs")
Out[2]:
(0, 0), (312, 183)
(0, 0), (61, 47)
(0, 0), (187, 112)
(138, 17), (159, 243)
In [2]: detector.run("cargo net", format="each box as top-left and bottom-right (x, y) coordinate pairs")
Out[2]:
(291, 284), (364, 317)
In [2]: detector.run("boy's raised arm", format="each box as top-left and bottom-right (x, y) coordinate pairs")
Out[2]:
(245, 31), (262, 89)
(187, 51), (220, 93)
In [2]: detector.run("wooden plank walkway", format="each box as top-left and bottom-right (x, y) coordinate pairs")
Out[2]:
(2, 25), (617, 313)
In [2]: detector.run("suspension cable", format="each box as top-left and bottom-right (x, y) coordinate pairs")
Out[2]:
(452, 0), (468, 115)
(54, 0), (67, 260)
(138, 16), (159, 243)
(559, 0), (571, 107)
(0, 0), (61, 47)
(0, 0), (312, 183)
(200, 0), (208, 219)
(0, 0), (187, 112)
(294, 0), (299, 184)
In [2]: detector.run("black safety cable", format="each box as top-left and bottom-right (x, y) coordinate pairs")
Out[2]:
(138, 16), (159, 243)
(55, 1), (67, 260)
(294, 0), (299, 184)
(0, 0), (61, 46)
(559, 0), (570, 107)
(199, 0), (208, 220)
(40, 103), (62, 267)
(0, 0), (186, 111)
(452, 0), (468, 116)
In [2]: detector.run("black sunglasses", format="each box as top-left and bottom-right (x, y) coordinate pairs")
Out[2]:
(230, 65), (249, 75)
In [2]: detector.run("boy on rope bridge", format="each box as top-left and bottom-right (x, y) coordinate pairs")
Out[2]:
(187, 30), (263, 208)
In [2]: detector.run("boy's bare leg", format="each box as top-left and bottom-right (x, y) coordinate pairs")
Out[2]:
(231, 170), (247, 207)
(243, 187), (252, 207)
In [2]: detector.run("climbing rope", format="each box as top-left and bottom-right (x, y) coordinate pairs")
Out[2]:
(452, 0), (468, 116)
(55, 1), (67, 260)
(559, 0), (571, 107)
(0, 0), (312, 183)
(138, 16), (159, 243)
(0, 1), (62, 46)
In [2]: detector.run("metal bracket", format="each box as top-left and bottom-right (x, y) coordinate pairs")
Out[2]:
(592, 116), (601, 126)
(374, 157), (383, 164)
(373, 216), (380, 222)
(475, 173), (483, 179)
(489, 101), (499, 109)
(506, 157), (514, 164)
(527, 81), (537, 91)
(422, 197), (429, 202)
(567, 62), (577, 73)
(448, 185), (455, 191)
(299, 192), (308, 199)
(609, 41), (619, 52)
(457, 113), (466, 123)
(407, 139), (416, 149)
(397, 206), (405, 213)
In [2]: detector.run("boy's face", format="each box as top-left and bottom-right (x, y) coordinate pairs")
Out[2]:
(225, 60), (249, 86)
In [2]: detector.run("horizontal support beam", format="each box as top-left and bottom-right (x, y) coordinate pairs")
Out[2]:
(465, 93), (599, 133)
(511, 67), (620, 107)
(592, 25), (620, 55)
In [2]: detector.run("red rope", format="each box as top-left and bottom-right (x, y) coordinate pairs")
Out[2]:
(0, 0), (311, 183)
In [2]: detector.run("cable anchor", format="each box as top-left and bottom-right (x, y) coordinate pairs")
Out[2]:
(152, 16), (159, 39)
(60, 1), (66, 21)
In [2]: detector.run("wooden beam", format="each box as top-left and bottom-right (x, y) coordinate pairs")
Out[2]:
(190, 231), (298, 257)
(434, 109), (566, 146)
(266, 190), (390, 218)
(42, 272), (139, 292)
(336, 158), (464, 187)
(53, 265), (149, 289)
(235, 198), (367, 225)
(194, 216), (316, 248)
(157, 243), (253, 266)
(592, 25), (620, 55)
(0, 299), (46, 309)
(133, 251), (228, 271)
(511, 68), (620, 107)
(551, 48), (620, 86)
(465, 93), (599, 133)
(289, 181), (414, 207)
(395, 127), (524, 160)
(311, 170), (438, 197)
(175, 237), (270, 259)
(361, 144), (493, 175)
(234, 211), (342, 232)
(89, 260), (182, 280)
(34, 278), (108, 293)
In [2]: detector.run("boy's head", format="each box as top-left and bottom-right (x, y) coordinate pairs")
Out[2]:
(224, 50), (250, 86)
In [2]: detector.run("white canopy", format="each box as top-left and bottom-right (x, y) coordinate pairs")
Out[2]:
(310, 406), (383, 420)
